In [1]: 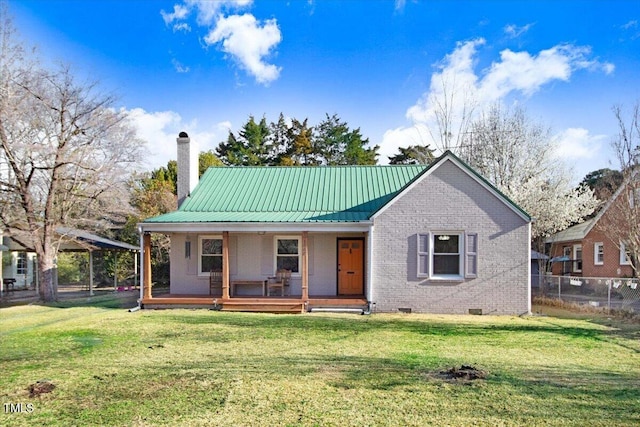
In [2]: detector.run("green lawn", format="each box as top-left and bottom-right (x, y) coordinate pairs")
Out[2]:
(1, 295), (639, 426)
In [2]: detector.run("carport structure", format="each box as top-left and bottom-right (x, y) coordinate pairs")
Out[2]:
(1, 227), (139, 297)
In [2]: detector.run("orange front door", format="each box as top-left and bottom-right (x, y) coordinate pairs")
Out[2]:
(337, 239), (364, 295)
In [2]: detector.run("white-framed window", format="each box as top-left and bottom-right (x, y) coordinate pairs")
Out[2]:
(620, 243), (632, 265)
(594, 242), (604, 265)
(16, 252), (27, 275)
(573, 244), (582, 273)
(417, 232), (477, 280)
(274, 236), (301, 274)
(198, 235), (223, 276)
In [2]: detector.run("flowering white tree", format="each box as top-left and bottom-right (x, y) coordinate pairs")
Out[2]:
(0, 3), (144, 301)
(462, 104), (599, 243)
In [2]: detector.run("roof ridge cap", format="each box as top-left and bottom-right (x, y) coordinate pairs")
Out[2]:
(215, 164), (429, 169)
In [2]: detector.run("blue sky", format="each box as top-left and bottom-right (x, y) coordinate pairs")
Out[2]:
(10, 0), (640, 181)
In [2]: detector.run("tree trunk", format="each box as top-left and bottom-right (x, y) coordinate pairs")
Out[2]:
(38, 249), (58, 302)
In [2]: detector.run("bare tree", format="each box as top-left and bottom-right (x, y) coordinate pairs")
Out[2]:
(612, 103), (640, 171)
(405, 70), (478, 155)
(0, 3), (144, 301)
(594, 103), (640, 278)
(463, 103), (599, 246)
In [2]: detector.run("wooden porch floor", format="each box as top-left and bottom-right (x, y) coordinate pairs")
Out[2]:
(141, 294), (368, 313)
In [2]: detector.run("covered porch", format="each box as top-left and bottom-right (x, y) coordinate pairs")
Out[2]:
(141, 295), (369, 313)
(138, 225), (373, 313)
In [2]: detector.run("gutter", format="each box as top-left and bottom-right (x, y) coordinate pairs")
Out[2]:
(138, 221), (373, 234)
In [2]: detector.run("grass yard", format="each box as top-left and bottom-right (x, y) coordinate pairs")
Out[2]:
(1, 295), (639, 426)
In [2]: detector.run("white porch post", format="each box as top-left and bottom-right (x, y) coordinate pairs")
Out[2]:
(113, 252), (118, 291)
(35, 255), (39, 296)
(301, 231), (309, 301)
(134, 251), (138, 291)
(89, 250), (94, 296)
(222, 231), (230, 299)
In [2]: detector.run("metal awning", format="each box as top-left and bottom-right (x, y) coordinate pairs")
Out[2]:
(56, 227), (138, 252)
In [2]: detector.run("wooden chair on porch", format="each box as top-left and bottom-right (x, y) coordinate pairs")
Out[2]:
(267, 269), (291, 297)
(209, 270), (222, 296)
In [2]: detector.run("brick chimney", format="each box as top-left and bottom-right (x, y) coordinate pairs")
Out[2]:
(177, 131), (198, 208)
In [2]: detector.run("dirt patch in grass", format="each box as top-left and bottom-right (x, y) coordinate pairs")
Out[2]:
(28, 380), (56, 397)
(440, 365), (487, 381)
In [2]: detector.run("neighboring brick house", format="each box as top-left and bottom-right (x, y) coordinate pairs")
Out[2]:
(139, 133), (532, 314)
(547, 180), (637, 279)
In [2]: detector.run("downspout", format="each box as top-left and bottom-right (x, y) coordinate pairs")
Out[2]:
(129, 243), (142, 312)
(364, 223), (375, 314)
(526, 221), (532, 315)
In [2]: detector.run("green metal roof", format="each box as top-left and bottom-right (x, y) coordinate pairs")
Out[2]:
(145, 165), (427, 223)
(143, 151), (531, 225)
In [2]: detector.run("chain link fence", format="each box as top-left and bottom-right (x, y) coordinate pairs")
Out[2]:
(534, 274), (640, 314)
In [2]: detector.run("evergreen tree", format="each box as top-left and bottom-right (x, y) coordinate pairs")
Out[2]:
(290, 118), (316, 165)
(313, 114), (378, 165)
(217, 116), (271, 165)
(388, 145), (436, 165)
(269, 113), (293, 165)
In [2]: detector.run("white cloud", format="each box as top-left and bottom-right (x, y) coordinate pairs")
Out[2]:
(481, 45), (616, 94)
(620, 20), (640, 41)
(603, 62), (615, 75)
(124, 108), (227, 170)
(204, 14), (282, 85)
(381, 39), (616, 159)
(504, 23), (534, 38)
(186, 0), (253, 25)
(171, 59), (190, 73)
(479, 45), (583, 98)
(379, 125), (430, 164)
(394, 0), (406, 12)
(160, 1), (281, 85)
(216, 121), (233, 135)
(172, 22), (191, 33)
(553, 127), (606, 160)
(161, 4), (189, 25)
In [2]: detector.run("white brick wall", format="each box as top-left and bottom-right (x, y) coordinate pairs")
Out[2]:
(372, 159), (530, 315)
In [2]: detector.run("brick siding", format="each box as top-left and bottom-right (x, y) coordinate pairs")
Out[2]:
(372, 159), (530, 315)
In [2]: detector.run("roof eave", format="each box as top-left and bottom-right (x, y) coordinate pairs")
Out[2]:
(139, 221), (373, 234)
